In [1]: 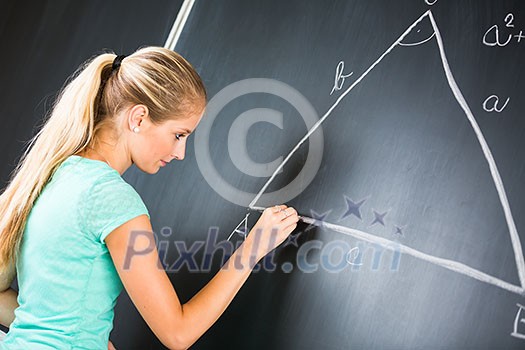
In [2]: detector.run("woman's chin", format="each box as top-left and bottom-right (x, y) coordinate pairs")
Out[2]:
(136, 164), (159, 175)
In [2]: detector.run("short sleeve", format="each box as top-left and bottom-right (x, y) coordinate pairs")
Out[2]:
(80, 172), (150, 244)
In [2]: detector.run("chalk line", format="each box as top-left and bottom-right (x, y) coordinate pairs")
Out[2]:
(429, 11), (525, 289)
(399, 32), (436, 46)
(248, 10), (432, 209)
(227, 213), (249, 241)
(242, 9), (525, 295)
(511, 303), (525, 339)
(301, 217), (524, 295)
(164, 0), (196, 51)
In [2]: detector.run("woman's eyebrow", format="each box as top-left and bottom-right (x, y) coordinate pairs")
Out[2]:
(176, 128), (192, 134)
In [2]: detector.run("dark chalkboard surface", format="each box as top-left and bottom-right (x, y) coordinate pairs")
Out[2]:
(3, 0), (525, 349)
(126, 0), (525, 348)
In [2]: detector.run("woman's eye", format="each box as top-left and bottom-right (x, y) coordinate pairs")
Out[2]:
(175, 134), (183, 141)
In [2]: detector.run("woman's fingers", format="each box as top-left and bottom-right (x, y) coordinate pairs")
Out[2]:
(284, 207), (297, 218)
(271, 204), (287, 213)
(280, 207), (298, 222)
(283, 223), (298, 236)
(268, 205), (296, 219)
(267, 204), (286, 214)
(264, 205), (289, 223)
(249, 205), (300, 259)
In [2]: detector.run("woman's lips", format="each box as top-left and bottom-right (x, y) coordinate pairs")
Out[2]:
(160, 160), (167, 166)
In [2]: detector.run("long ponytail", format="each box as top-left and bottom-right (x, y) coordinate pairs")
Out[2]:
(0, 46), (206, 273)
(0, 53), (115, 271)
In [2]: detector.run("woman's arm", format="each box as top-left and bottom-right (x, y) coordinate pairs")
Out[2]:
(0, 260), (18, 328)
(0, 264), (18, 327)
(106, 206), (297, 350)
(0, 288), (18, 328)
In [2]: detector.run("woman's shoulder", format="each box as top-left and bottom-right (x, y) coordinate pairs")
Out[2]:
(62, 155), (119, 176)
(53, 155), (122, 188)
(51, 155), (143, 212)
(78, 162), (150, 243)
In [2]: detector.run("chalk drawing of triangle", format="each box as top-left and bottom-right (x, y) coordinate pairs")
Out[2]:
(249, 10), (525, 295)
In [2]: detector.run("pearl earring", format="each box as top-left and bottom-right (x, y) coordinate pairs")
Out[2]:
(133, 127), (140, 133)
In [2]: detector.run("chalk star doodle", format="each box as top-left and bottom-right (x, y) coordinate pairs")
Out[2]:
(305, 209), (332, 232)
(340, 196), (366, 220)
(393, 225), (405, 237)
(282, 231), (302, 248)
(370, 209), (388, 227)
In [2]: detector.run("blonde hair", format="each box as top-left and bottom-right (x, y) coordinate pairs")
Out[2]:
(0, 46), (206, 272)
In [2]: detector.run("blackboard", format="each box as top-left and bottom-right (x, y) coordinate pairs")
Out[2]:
(124, 0), (525, 348)
(3, 0), (525, 348)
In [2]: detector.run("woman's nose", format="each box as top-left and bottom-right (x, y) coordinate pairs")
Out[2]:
(172, 141), (186, 161)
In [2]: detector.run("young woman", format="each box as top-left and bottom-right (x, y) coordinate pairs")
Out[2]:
(0, 46), (298, 349)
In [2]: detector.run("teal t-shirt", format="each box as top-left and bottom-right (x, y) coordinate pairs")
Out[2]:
(1, 155), (150, 349)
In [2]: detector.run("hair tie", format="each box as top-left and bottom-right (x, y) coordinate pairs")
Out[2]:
(112, 55), (126, 71)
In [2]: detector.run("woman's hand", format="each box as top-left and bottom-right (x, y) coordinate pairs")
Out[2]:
(246, 204), (299, 262)
(108, 340), (116, 350)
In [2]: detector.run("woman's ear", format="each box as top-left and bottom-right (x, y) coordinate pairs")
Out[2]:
(127, 104), (149, 131)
